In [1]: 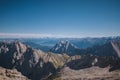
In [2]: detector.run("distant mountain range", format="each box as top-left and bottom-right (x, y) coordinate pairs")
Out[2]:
(23, 41), (51, 52)
(0, 36), (120, 80)
(3, 36), (118, 54)
(1, 36), (120, 51)
(49, 40), (120, 57)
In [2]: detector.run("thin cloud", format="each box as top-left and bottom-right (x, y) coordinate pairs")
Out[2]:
(0, 33), (119, 38)
(0, 33), (78, 38)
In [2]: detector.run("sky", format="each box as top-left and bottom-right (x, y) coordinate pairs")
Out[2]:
(0, 0), (120, 38)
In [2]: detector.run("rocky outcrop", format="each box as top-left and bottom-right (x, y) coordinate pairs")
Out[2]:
(0, 67), (28, 80)
(28, 52), (69, 80)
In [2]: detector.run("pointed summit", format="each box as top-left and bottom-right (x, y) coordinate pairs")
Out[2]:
(50, 40), (78, 55)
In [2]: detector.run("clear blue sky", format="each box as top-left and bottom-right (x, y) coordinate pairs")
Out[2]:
(0, 0), (120, 38)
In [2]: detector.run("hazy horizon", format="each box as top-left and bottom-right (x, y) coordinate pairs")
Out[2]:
(0, 32), (120, 38)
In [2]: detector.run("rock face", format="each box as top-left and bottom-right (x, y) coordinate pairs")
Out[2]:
(50, 40), (78, 55)
(49, 55), (120, 80)
(51, 66), (120, 80)
(66, 55), (120, 71)
(0, 41), (120, 80)
(0, 67), (28, 80)
(0, 41), (68, 80)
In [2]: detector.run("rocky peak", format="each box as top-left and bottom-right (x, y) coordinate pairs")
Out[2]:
(50, 40), (78, 55)
(0, 41), (69, 80)
(14, 41), (27, 53)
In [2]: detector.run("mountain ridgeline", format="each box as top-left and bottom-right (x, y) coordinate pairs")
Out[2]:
(0, 38), (120, 80)
(0, 41), (68, 80)
(12, 36), (120, 52)
(50, 40), (120, 57)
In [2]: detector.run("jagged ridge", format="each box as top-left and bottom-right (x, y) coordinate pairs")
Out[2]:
(0, 41), (68, 80)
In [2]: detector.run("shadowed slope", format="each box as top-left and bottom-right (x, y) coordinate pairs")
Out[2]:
(0, 41), (68, 80)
